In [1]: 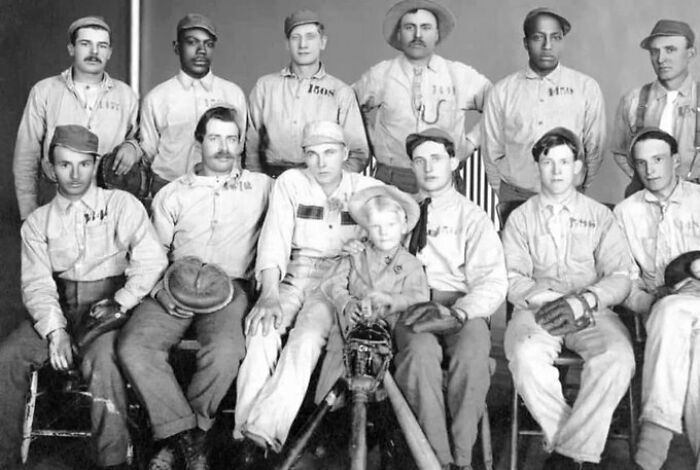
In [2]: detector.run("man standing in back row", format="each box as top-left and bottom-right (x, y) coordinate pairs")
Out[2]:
(355, 0), (492, 193)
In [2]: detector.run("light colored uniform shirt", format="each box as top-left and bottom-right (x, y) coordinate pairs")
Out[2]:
(612, 75), (699, 180)
(140, 70), (247, 182)
(482, 65), (606, 192)
(255, 169), (382, 280)
(321, 244), (429, 326)
(614, 180), (700, 314)
(502, 191), (631, 312)
(14, 68), (139, 219)
(354, 54), (491, 168)
(21, 186), (167, 338)
(151, 167), (273, 280)
(246, 65), (369, 173)
(416, 188), (507, 321)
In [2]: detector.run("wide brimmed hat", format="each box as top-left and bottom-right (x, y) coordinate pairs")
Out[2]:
(97, 148), (149, 198)
(163, 257), (234, 314)
(348, 185), (420, 232)
(383, 0), (456, 51)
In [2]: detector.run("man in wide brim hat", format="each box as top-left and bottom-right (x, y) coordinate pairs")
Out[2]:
(382, 0), (456, 50)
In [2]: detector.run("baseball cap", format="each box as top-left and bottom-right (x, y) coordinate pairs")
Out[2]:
(177, 13), (217, 40)
(531, 126), (581, 160)
(284, 9), (323, 37)
(68, 16), (111, 40)
(523, 7), (571, 37)
(301, 121), (346, 148)
(50, 125), (99, 155)
(640, 19), (695, 49)
(405, 127), (454, 158)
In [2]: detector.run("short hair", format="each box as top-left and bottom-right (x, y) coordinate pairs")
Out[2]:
(406, 134), (455, 159)
(70, 25), (111, 45)
(523, 13), (563, 38)
(362, 196), (407, 223)
(532, 131), (581, 162)
(630, 128), (678, 160)
(194, 106), (240, 143)
(287, 22), (325, 38)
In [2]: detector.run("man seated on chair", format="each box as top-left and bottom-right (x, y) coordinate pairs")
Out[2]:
(118, 106), (273, 470)
(0, 125), (167, 470)
(234, 120), (382, 462)
(613, 127), (700, 470)
(502, 127), (635, 470)
(393, 128), (508, 470)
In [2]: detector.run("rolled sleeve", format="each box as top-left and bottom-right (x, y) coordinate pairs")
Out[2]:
(481, 86), (505, 192)
(581, 80), (606, 187)
(611, 93), (636, 178)
(245, 83), (264, 172)
(338, 86), (369, 173)
(255, 176), (295, 280)
(138, 93), (159, 166)
(14, 85), (47, 219)
(588, 212), (632, 308)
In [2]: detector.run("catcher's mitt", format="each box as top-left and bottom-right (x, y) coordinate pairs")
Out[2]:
(74, 299), (129, 352)
(665, 250), (700, 288)
(97, 148), (149, 198)
(163, 256), (234, 314)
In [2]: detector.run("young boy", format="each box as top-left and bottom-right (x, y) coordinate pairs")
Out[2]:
(315, 184), (429, 400)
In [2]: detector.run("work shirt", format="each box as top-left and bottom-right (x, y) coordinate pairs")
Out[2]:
(614, 180), (700, 314)
(482, 65), (606, 192)
(354, 54), (491, 168)
(612, 75), (699, 180)
(14, 68), (139, 219)
(502, 191), (631, 313)
(321, 244), (429, 330)
(416, 188), (507, 321)
(255, 169), (382, 280)
(20, 186), (167, 338)
(140, 70), (247, 182)
(246, 65), (369, 173)
(151, 166), (273, 280)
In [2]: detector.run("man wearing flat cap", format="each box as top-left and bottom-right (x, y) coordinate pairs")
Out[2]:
(0, 125), (167, 470)
(612, 20), (698, 197)
(13, 16), (141, 221)
(119, 106), (272, 470)
(139, 13), (247, 197)
(354, 0), (492, 193)
(482, 8), (606, 202)
(395, 127), (507, 469)
(614, 127), (700, 470)
(502, 127), (634, 469)
(245, 9), (369, 177)
(234, 120), (382, 461)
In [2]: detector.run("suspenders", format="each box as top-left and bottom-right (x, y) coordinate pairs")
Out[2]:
(634, 81), (700, 179)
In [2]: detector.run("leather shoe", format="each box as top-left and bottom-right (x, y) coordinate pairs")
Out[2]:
(542, 452), (576, 470)
(236, 438), (268, 469)
(176, 428), (209, 470)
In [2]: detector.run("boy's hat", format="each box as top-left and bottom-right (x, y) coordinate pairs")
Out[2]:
(349, 185), (420, 232)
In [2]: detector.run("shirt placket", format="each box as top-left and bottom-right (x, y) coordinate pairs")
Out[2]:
(206, 185), (221, 260)
(292, 77), (307, 134)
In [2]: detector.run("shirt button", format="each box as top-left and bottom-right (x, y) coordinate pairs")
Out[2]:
(212, 220), (218, 225)
(538, 121), (543, 125)
(328, 225), (333, 229)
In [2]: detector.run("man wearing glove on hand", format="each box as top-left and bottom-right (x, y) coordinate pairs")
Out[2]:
(502, 127), (635, 470)
(395, 128), (508, 470)
(0, 125), (167, 470)
(614, 127), (700, 470)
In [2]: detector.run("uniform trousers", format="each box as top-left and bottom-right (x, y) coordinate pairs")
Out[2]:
(0, 276), (128, 468)
(117, 279), (249, 440)
(504, 308), (635, 463)
(235, 256), (336, 451)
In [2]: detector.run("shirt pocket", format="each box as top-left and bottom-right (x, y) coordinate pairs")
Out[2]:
(84, 221), (114, 262)
(568, 231), (596, 268)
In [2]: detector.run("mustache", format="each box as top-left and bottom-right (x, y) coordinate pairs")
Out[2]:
(85, 56), (102, 63)
(214, 151), (234, 159)
(410, 39), (426, 47)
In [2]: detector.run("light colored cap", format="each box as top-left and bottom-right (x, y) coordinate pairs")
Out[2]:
(301, 121), (346, 148)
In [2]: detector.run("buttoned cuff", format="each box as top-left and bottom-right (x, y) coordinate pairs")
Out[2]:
(452, 306), (468, 322)
(114, 287), (140, 311)
(34, 307), (67, 339)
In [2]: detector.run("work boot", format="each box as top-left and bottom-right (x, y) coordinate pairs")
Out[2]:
(148, 443), (178, 470)
(176, 428), (209, 470)
(542, 451), (576, 470)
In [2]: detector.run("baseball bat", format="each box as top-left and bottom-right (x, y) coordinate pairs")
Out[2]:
(382, 373), (442, 470)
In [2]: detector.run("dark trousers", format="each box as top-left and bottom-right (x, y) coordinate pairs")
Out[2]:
(0, 277), (128, 468)
(118, 280), (249, 440)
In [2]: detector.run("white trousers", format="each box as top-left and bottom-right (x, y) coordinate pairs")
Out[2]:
(234, 256), (336, 451)
(504, 309), (635, 463)
(642, 294), (700, 462)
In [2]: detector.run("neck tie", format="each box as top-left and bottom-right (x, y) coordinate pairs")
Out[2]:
(408, 197), (431, 255)
(412, 66), (424, 124)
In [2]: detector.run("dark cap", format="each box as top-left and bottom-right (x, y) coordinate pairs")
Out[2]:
(177, 13), (217, 40)
(284, 9), (323, 37)
(523, 7), (571, 37)
(68, 16), (111, 40)
(383, 0), (456, 51)
(640, 19), (695, 49)
(531, 127), (581, 160)
(50, 125), (99, 155)
(405, 127), (454, 158)
(627, 126), (678, 164)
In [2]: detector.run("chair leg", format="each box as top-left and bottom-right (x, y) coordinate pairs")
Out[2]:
(481, 406), (493, 470)
(627, 384), (638, 459)
(510, 386), (519, 470)
(21, 370), (39, 464)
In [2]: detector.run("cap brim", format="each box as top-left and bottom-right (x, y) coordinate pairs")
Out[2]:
(348, 185), (420, 232)
(302, 137), (345, 148)
(383, 0), (456, 50)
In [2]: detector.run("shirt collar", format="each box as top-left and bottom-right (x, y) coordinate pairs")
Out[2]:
(181, 163), (243, 187)
(642, 177), (683, 205)
(177, 69), (214, 91)
(62, 67), (113, 92)
(398, 53), (442, 76)
(537, 189), (577, 214)
(280, 63), (327, 79)
(524, 63), (562, 83)
(651, 73), (695, 99)
(53, 184), (100, 213)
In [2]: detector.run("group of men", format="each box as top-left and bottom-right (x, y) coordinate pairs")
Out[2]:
(1, 1), (700, 470)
